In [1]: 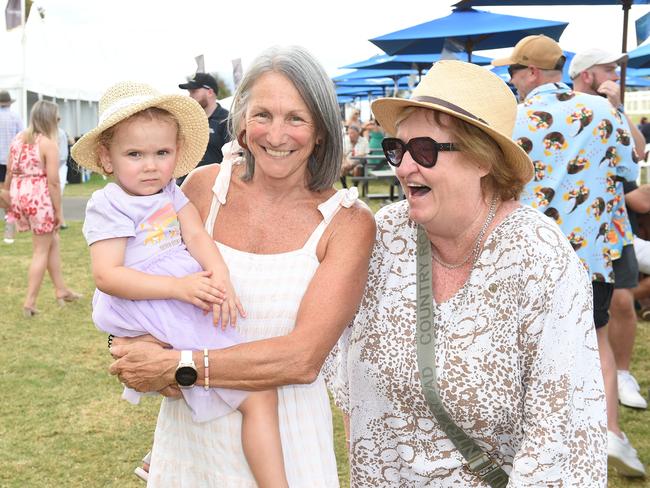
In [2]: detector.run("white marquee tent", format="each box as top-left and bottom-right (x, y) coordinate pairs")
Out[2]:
(0, 0), (220, 138)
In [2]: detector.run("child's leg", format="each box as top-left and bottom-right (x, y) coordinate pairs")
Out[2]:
(238, 389), (288, 488)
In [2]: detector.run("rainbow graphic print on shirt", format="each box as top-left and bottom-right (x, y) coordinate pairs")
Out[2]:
(141, 203), (180, 246)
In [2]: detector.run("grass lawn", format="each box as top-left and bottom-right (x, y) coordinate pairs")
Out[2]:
(1, 181), (649, 487)
(62, 173), (110, 198)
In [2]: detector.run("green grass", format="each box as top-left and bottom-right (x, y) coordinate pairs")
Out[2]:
(1, 183), (649, 487)
(63, 173), (110, 198)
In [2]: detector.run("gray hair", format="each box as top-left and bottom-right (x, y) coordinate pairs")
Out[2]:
(228, 45), (342, 191)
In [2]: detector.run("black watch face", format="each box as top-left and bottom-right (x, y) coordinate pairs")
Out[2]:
(175, 366), (198, 387)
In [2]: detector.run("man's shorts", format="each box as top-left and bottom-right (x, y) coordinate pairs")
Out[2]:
(613, 244), (639, 289)
(593, 281), (614, 328)
(633, 237), (650, 275)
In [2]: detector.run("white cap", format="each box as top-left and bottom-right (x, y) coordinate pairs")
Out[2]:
(568, 48), (628, 79)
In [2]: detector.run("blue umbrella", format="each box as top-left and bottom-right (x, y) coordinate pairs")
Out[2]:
(334, 69), (417, 94)
(629, 42), (650, 68)
(333, 69), (417, 81)
(628, 66), (650, 76)
(369, 7), (568, 61)
(340, 53), (493, 74)
(454, 0), (650, 95)
(335, 76), (412, 88)
(335, 86), (386, 96)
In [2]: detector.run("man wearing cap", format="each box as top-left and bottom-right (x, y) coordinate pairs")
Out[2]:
(0, 90), (23, 244)
(178, 73), (230, 184)
(571, 49), (650, 417)
(493, 35), (645, 478)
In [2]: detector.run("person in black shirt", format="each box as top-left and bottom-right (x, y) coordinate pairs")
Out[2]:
(177, 73), (231, 184)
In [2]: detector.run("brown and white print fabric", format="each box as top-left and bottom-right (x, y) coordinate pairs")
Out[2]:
(325, 201), (606, 487)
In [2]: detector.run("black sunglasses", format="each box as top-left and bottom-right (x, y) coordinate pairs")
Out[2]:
(381, 137), (458, 168)
(507, 64), (528, 78)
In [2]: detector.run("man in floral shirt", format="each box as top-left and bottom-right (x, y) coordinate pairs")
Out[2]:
(571, 46), (649, 422)
(493, 35), (644, 478)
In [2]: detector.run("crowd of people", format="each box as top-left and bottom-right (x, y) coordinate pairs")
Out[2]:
(2, 36), (650, 486)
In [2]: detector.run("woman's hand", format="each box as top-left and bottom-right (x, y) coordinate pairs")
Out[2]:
(109, 340), (178, 393)
(174, 271), (226, 311)
(210, 274), (246, 329)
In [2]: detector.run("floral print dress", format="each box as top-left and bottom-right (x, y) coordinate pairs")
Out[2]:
(7, 134), (56, 234)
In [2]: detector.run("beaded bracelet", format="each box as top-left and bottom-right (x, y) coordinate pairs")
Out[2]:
(107, 334), (115, 349)
(203, 348), (210, 391)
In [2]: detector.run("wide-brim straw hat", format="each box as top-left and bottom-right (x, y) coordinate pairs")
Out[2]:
(371, 60), (533, 183)
(72, 81), (209, 178)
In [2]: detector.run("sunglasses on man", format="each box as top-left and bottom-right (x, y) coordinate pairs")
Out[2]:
(381, 137), (459, 168)
(507, 64), (528, 78)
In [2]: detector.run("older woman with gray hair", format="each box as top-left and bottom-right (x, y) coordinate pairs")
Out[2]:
(109, 45), (375, 486)
(327, 61), (607, 486)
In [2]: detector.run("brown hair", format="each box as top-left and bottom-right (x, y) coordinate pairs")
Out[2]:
(396, 107), (525, 201)
(96, 107), (182, 175)
(24, 100), (59, 144)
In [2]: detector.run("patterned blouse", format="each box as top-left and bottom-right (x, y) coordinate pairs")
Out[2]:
(514, 82), (638, 282)
(326, 201), (607, 487)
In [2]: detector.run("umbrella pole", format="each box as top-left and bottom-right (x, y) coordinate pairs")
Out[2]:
(620, 0), (631, 104)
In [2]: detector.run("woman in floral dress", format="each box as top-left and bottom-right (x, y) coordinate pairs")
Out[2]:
(4, 100), (80, 316)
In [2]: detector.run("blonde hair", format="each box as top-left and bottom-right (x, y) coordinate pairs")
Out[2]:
(24, 101), (59, 144)
(96, 107), (182, 175)
(395, 107), (525, 201)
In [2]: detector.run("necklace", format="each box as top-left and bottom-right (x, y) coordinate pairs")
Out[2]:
(431, 194), (499, 270)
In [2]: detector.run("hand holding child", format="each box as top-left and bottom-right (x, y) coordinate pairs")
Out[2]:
(175, 270), (226, 311)
(210, 273), (246, 329)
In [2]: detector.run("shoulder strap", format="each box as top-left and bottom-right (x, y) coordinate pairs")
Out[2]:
(416, 225), (509, 488)
(204, 145), (241, 235)
(302, 187), (359, 252)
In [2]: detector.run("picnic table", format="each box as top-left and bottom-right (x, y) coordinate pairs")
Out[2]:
(347, 154), (402, 201)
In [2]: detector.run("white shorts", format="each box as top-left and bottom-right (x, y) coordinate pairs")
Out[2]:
(633, 236), (650, 275)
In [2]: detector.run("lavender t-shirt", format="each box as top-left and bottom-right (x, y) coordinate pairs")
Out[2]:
(83, 181), (189, 266)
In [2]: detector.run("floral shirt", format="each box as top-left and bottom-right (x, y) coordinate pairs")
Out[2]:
(325, 201), (606, 487)
(514, 82), (637, 282)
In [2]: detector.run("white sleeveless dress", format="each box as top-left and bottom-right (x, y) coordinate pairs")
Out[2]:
(147, 158), (358, 487)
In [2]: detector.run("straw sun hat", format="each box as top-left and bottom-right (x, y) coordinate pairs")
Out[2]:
(371, 60), (533, 183)
(72, 81), (209, 178)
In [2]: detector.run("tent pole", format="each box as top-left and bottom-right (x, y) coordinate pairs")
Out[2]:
(620, 0), (631, 104)
(20, 0), (27, 123)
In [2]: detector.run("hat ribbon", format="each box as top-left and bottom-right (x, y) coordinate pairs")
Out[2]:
(99, 95), (155, 124)
(412, 96), (487, 125)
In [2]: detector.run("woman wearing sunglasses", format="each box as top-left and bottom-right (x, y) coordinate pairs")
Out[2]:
(326, 61), (606, 486)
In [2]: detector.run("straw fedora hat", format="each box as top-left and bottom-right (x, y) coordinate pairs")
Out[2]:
(72, 81), (209, 178)
(371, 60), (533, 183)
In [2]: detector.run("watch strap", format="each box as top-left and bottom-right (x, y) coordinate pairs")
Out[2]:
(180, 349), (195, 366)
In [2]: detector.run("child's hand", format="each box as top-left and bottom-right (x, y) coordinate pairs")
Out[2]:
(175, 271), (226, 311)
(210, 275), (246, 329)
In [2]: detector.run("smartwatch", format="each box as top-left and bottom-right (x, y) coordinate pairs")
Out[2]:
(175, 350), (198, 388)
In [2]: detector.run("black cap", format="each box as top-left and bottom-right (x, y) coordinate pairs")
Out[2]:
(179, 73), (218, 93)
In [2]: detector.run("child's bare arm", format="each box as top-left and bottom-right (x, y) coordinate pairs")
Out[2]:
(177, 201), (245, 326)
(90, 237), (224, 311)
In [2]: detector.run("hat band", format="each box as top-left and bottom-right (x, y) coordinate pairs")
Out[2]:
(412, 96), (487, 125)
(99, 94), (155, 124)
